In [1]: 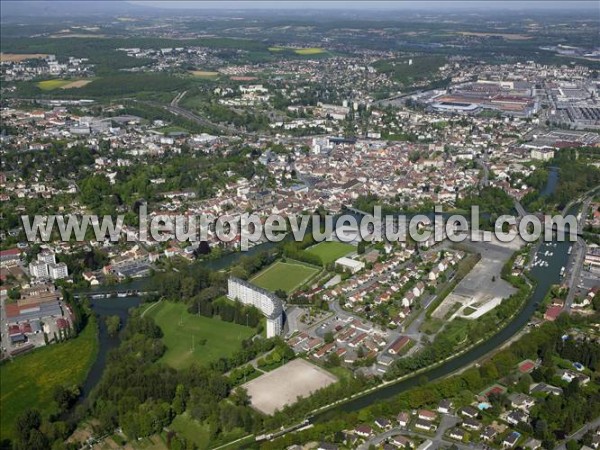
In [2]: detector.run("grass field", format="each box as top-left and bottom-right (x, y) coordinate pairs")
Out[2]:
(294, 47), (326, 55)
(268, 47), (326, 55)
(250, 260), (320, 294)
(190, 70), (219, 78)
(146, 302), (255, 370)
(37, 78), (93, 90)
(37, 79), (72, 90)
(306, 241), (355, 265)
(0, 316), (98, 440)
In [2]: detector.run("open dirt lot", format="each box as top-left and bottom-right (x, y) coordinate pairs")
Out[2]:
(60, 79), (93, 89)
(242, 358), (338, 414)
(433, 234), (524, 320)
(0, 53), (49, 62)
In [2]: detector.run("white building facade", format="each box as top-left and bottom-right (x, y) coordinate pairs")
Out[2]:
(227, 277), (283, 338)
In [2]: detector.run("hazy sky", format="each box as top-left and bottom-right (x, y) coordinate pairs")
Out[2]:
(130, 1), (599, 11)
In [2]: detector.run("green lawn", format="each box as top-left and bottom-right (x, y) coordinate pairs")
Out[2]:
(146, 302), (255, 370)
(36, 79), (72, 90)
(250, 260), (320, 294)
(306, 241), (355, 265)
(0, 316), (99, 440)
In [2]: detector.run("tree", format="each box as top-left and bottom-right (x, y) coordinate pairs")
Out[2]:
(357, 241), (366, 255)
(105, 315), (121, 337)
(14, 409), (41, 445)
(231, 387), (250, 407)
(324, 331), (334, 344)
(172, 384), (186, 415)
(534, 418), (548, 440)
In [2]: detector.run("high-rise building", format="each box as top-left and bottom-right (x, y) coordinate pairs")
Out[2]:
(48, 262), (69, 280)
(227, 277), (283, 338)
(29, 261), (49, 279)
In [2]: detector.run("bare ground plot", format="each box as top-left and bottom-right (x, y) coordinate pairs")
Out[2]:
(432, 236), (524, 320)
(0, 53), (49, 62)
(242, 358), (338, 414)
(61, 79), (93, 89)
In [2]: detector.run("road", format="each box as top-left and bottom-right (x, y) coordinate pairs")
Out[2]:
(554, 416), (600, 450)
(565, 195), (593, 311)
(358, 414), (469, 450)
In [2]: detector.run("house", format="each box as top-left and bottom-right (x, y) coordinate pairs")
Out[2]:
(354, 424), (373, 438)
(458, 406), (479, 419)
(544, 305), (563, 321)
(415, 419), (436, 432)
(390, 435), (413, 448)
(389, 336), (411, 355)
(529, 382), (563, 396)
(508, 393), (536, 411)
(375, 417), (392, 430)
(558, 369), (590, 385)
(418, 409), (437, 422)
(449, 428), (466, 441)
(503, 431), (521, 448)
(397, 411), (410, 428)
(482, 426), (498, 442)
(317, 443), (339, 450)
(438, 399), (453, 414)
(523, 438), (542, 449)
(506, 410), (528, 425)
(462, 417), (482, 431)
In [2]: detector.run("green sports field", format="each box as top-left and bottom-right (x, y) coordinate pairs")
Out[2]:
(306, 241), (355, 265)
(145, 301), (255, 370)
(250, 261), (320, 294)
(0, 316), (98, 440)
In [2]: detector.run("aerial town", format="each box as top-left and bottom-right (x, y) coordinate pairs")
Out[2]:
(0, 2), (599, 450)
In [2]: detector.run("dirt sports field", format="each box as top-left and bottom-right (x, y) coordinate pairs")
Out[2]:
(242, 358), (338, 414)
(0, 53), (49, 62)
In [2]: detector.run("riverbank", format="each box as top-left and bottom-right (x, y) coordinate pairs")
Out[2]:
(0, 314), (98, 440)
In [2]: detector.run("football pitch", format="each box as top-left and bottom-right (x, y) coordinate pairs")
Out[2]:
(306, 241), (355, 265)
(250, 260), (320, 294)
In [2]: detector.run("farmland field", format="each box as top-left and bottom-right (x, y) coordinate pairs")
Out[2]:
(306, 241), (355, 265)
(37, 78), (94, 90)
(0, 316), (98, 440)
(37, 79), (72, 90)
(190, 70), (219, 78)
(0, 53), (49, 62)
(250, 260), (320, 294)
(294, 47), (326, 55)
(145, 301), (255, 370)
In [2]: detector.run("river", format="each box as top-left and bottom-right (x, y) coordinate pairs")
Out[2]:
(78, 201), (572, 415)
(76, 240), (281, 398)
(540, 167), (559, 197)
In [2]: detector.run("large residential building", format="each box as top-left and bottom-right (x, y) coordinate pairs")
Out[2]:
(227, 277), (283, 338)
(48, 262), (69, 280)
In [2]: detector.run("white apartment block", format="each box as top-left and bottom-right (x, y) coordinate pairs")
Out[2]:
(227, 277), (283, 338)
(49, 262), (69, 280)
(29, 260), (50, 278)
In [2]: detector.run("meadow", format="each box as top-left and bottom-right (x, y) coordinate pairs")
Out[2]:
(306, 241), (355, 265)
(36, 78), (93, 90)
(250, 260), (320, 294)
(145, 301), (255, 370)
(0, 316), (98, 440)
